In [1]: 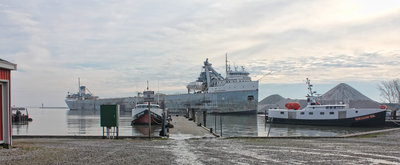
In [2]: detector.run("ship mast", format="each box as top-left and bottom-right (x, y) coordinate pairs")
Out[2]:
(225, 53), (228, 78)
(306, 78), (318, 105)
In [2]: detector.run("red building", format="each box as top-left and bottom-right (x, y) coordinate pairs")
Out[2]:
(0, 59), (16, 148)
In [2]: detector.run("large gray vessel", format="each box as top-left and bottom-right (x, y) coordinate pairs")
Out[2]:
(65, 81), (137, 111)
(164, 56), (259, 113)
(66, 56), (259, 113)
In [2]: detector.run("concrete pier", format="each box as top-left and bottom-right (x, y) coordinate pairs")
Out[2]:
(168, 116), (215, 139)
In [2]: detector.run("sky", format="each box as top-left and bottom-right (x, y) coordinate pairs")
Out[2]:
(1, 0), (400, 107)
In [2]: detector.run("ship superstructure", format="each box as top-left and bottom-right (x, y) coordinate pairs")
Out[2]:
(65, 79), (137, 111)
(165, 56), (259, 113)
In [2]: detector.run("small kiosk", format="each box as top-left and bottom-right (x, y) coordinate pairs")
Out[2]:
(0, 59), (16, 148)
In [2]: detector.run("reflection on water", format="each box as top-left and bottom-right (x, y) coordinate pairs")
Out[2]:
(12, 108), (161, 136)
(13, 108), (383, 137)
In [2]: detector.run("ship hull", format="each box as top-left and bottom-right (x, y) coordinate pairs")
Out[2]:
(269, 111), (386, 127)
(131, 110), (163, 125)
(65, 97), (136, 111)
(165, 89), (258, 114)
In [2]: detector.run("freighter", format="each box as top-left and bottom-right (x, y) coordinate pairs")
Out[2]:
(164, 56), (259, 113)
(65, 80), (138, 111)
(66, 56), (259, 113)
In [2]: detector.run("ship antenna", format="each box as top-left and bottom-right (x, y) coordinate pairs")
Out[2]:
(78, 77), (81, 98)
(306, 78), (313, 97)
(225, 52), (228, 78)
(146, 80), (149, 90)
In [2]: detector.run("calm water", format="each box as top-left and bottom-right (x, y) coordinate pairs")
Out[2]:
(13, 108), (382, 137)
(13, 108), (161, 136)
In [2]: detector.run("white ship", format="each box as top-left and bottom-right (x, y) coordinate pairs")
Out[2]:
(164, 55), (259, 113)
(65, 79), (137, 111)
(268, 78), (386, 126)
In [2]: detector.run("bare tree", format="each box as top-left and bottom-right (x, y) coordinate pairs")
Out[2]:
(378, 79), (400, 103)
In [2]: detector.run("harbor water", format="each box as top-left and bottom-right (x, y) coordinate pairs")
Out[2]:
(13, 108), (383, 137)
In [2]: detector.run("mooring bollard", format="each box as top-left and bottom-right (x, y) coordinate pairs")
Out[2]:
(220, 115), (222, 137)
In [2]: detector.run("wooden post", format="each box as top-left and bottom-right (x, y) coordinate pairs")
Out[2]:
(203, 110), (207, 127)
(148, 102), (151, 139)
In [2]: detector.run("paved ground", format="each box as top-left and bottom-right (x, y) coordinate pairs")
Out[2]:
(2, 129), (400, 165)
(168, 116), (215, 139)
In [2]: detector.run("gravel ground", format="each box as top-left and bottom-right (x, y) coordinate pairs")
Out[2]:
(2, 130), (400, 165)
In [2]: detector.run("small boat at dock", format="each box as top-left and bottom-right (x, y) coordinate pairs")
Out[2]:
(131, 103), (163, 125)
(12, 107), (32, 123)
(268, 78), (386, 127)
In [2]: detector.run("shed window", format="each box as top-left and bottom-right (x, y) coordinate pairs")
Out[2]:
(329, 112), (334, 115)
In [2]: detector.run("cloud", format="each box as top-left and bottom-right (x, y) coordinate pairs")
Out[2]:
(250, 51), (400, 84)
(1, 0), (400, 106)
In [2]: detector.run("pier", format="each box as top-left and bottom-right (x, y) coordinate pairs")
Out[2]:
(168, 116), (216, 139)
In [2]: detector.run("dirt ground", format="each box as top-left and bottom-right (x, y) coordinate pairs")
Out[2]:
(1, 130), (400, 165)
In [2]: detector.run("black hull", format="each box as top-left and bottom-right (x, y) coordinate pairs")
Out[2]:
(270, 111), (386, 127)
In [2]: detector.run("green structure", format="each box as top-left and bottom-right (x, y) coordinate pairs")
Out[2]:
(100, 104), (119, 138)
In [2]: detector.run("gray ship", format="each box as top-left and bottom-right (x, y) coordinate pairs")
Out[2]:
(66, 56), (259, 113)
(164, 56), (259, 113)
(65, 80), (138, 111)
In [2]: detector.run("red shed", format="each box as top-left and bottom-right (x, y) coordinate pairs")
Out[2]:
(0, 59), (16, 148)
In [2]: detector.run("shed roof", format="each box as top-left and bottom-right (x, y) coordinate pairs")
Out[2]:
(0, 58), (17, 70)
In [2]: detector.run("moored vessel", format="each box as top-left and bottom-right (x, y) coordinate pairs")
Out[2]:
(268, 78), (386, 127)
(165, 55), (259, 114)
(131, 100), (163, 125)
(65, 79), (136, 111)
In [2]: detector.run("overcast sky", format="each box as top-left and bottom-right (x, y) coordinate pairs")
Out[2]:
(1, 0), (400, 107)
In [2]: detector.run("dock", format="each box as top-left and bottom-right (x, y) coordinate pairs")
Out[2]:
(168, 116), (216, 139)
(386, 120), (400, 127)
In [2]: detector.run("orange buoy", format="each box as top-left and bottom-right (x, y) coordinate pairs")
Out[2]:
(379, 105), (387, 109)
(285, 102), (300, 110)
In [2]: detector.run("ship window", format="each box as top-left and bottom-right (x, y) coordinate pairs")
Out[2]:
(355, 111), (358, 113)
(329, 112), (334, 115)
(300, 112), (304, 115)
(326, 107), (329, 109)
(320, 112), (325, 115)
(248, 96), (254, 101)
(280, 112), (284, 114)
(309, 112), (313, 115)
